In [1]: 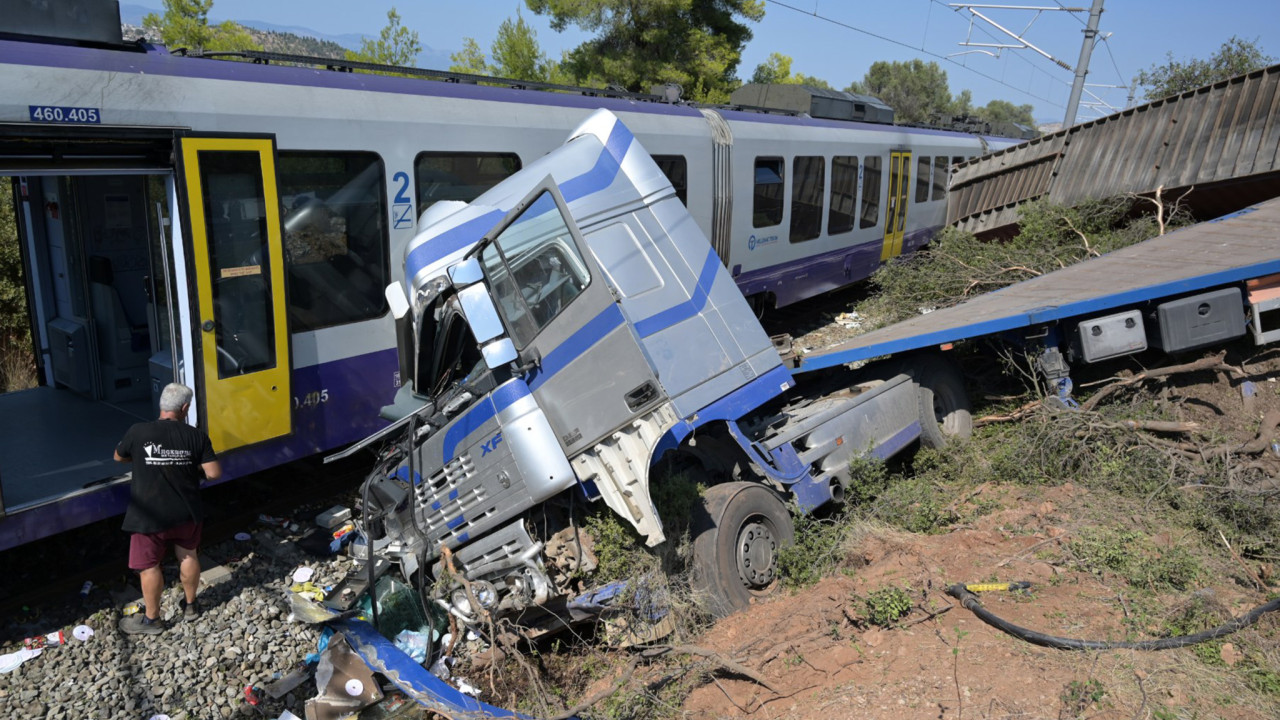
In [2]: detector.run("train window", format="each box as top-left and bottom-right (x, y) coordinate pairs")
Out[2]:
(278, 152), (390, 331)
(790, 156), (825, 243)
(861, 156), (882, 229)
(933, 157), (949, 201)
(200, 151), (277, 378)
(915, 156), (932, 203)
(753, 158), (784, 228)
(415, 152), (521, 214)
(828, 156), (858, 235)
(652, 155), (688, 206)
(480, 191), (591, 348)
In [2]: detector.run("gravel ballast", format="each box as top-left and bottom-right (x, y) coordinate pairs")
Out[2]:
(0, 526), (363, 720)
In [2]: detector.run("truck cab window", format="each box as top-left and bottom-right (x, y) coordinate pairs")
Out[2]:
(479, 191), (590, 348)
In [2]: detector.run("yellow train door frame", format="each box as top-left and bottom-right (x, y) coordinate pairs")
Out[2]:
(880, 151), (912, 261)
(175, 135), (292, 452)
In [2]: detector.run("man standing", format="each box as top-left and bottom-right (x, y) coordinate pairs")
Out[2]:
(114, 383), (221, 635)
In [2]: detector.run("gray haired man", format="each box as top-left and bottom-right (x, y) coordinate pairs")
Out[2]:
(114, 383), (221, 635)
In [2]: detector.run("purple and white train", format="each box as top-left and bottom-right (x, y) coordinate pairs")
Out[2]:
(0, 18), (1018, 551)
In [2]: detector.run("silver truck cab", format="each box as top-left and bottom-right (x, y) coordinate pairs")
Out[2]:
(360, 110), (919, 624)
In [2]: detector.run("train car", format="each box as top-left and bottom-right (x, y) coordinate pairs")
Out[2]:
(0, 20), (1017, 550)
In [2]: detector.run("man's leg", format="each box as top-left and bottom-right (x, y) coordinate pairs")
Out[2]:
(121, 532), (167, 634)
(172, 521), (203, 619)
(139, 565), (164, 620)
(174, 543), (200, 605)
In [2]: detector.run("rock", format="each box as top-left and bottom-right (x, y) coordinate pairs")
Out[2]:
(1221, 642), (1242, 666)
(863, 628), (887, 648)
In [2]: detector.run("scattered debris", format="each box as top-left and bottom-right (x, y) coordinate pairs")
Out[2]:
(0, 647), (41, 674)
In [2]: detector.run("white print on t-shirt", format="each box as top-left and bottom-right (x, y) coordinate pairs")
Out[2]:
(142, 442), (193, 466)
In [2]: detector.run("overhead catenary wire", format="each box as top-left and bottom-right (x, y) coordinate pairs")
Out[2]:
(766, 0), (1066, 109)
(930, 0), (1073, 89)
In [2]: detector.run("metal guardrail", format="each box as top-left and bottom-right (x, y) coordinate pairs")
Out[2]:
(948, 63), (1280, 236)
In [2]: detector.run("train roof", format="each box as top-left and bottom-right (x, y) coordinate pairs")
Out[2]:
(0, 36), (1018, 144)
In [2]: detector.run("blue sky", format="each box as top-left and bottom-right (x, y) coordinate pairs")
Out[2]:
(181, 0), (1278, 124)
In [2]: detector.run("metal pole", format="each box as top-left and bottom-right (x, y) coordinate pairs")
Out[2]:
(1063, 0), (1104, 127)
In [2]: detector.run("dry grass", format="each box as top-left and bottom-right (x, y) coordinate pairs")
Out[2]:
(0, 333), (35, 393)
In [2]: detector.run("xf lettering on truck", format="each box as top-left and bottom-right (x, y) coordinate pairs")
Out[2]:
(480, 432), (503, 457)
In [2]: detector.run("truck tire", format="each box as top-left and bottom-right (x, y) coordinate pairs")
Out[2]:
(912, 354), (972, 448)
(691, 482), (794, 618)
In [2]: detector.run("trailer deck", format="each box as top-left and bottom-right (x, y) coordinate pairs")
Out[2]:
(798, 196), (1280, 371)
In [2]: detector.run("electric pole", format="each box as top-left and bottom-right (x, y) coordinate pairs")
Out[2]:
(1063, 0), (1105, 127)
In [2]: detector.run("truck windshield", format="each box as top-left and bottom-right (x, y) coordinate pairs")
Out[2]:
(478, 191), (590, 347)
(416, 294), (487, 400)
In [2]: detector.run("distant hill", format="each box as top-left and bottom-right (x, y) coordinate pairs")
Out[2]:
(119, 3), (453, 68)
(122, 22), (347, 59)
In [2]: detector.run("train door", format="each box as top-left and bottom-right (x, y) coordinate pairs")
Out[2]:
(175, 136), (292, 452)
(0, 126), (188, 519)
(880, 151), (912, 261)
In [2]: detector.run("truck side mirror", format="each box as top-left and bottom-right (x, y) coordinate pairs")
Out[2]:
(481, 338), (517, 369)
(457, 284), (504, 343)
(449, 257), (484, 287)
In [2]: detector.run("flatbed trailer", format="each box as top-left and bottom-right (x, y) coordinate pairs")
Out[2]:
(793, 197), (1280, 393)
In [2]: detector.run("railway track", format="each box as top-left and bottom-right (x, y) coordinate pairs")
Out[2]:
(0, 451), (374, 624)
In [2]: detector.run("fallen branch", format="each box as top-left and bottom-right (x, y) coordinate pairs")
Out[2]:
(1082, 351), (1243, 411)
(548, 655), (640, 720)
(1219, 530), (1269, 592)
(899, 603), (954, 629)
(647, 644), (783, 695)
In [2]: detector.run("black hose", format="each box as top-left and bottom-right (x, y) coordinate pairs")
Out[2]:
(946, 583), (1280, 651)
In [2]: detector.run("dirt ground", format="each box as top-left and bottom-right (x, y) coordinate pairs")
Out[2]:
(680, 490), (1272, 720)
(543, 345), (1280, 720)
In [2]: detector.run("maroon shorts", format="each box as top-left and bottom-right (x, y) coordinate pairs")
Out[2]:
(128, 520), (202, 570)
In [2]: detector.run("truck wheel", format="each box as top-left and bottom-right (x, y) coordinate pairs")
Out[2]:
(692, 483), (794, 618)
(912, 354), (972, 448)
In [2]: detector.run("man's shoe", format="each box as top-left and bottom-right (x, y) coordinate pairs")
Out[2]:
(180, 597), (200, 620)
(119, 614), (165, 636)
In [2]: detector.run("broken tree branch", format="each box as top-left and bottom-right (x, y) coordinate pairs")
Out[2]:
(647, 645), (783, 695)
(1081, 352), (1243, 411)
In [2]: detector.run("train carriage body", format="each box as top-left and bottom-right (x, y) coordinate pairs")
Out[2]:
(0, 34), (1014, 550)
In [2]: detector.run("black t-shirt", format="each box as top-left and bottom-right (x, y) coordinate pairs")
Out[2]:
(117, 419), (217, 534)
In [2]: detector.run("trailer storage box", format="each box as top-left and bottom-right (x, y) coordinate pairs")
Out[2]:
(1076, 309), (1146, 363)
(1150, 287), (1245, 353)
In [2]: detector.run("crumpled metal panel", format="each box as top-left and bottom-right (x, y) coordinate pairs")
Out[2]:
(305, 634), (384, 720)
(334, 619), (550, 720)
(949, 63), (1280, 236)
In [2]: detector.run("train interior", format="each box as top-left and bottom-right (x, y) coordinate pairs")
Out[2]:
(0, 173), (180, 513)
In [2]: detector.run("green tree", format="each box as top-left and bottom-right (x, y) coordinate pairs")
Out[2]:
(847, 59), (955, 124)
(492, 13), (556, 81)
(451, 13), (565, 84)
(346, 8), (422, 67)
(142, 0), (261, 52)
(526, 0), (765, 102)
(0, 179), (34, 392)
(749, 52), (832, 89)
(976, 99), (1036, 130)
(450, 38), (493, 76)
(1136, 36), (1273, 100)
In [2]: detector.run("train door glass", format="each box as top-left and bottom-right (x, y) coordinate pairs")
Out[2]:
(177, 136), (291, 452)
(881, 151), (911, 261)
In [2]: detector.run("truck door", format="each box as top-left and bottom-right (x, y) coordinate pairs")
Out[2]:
(477, 184), (663, 456)
(880, 151), (911, 261)
(176, 136), (292, 451)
